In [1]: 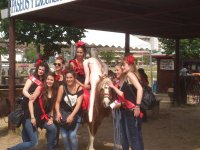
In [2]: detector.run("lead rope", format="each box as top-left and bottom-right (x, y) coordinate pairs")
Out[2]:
(112, 109), (121, 150)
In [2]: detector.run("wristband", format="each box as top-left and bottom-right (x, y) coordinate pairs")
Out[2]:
(136, 104), (141, 107)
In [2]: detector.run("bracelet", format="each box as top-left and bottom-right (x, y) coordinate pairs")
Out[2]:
(136, 104), (141, 107)
(31, 117), (35, 119)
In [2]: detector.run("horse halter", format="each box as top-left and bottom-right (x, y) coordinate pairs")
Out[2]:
(102, 83), (111, 99)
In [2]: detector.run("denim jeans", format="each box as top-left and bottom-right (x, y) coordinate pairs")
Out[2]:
(60, 116), (81, 150)
(120, 109), (144, 150)
(43, 121), (57, 150)
(10, 119), (38, 150)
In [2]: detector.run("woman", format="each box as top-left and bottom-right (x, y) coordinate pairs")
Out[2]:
(8, 60), (49, 150)
(83, 48), (108, 122)
(54, 55), (66, 84)
(138, 68), (149, 122)
(55, 71), (83, 150)
(39, 72), (58, 150)
(109, 54), (144, 150)
(69, 41), (86, 86)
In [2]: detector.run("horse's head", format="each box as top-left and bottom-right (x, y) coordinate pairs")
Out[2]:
(97, 77), (113, 108)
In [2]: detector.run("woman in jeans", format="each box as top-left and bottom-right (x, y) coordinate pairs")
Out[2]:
(55, 71), (83, 150)
(109, 54), (144, 150)
(40, 72), (58, 150)
(8, 60), (49, 150)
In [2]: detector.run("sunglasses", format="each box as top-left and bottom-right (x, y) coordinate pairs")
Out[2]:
(54, 63), (61, 67)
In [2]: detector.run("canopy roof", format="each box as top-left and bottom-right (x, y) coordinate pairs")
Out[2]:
(82, 29), (151, 49)
(10, 0), (200, 38)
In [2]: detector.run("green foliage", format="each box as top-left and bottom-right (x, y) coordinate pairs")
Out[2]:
(0, 1), (8, 9)
(0, 47), (7, 55)
(100, 50), (116, 64)
(159, 38), (200, 59)
(0, 19), (86, 60)
(24, 46), (37, 63)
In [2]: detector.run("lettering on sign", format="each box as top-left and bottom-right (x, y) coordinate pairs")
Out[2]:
(10, 0), (75, 16)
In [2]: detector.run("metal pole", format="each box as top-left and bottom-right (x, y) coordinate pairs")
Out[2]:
(125, 33), (130, 55)
(149, 49), (153, 87)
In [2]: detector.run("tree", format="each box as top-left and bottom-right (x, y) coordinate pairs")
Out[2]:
(100, 50), (116, 65)
(159, 38), (200, 59)
(0, 19), (86, 60)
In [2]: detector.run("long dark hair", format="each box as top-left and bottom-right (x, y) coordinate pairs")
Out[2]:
(42, 72), (58, 109)
(33, 61), (49, 82)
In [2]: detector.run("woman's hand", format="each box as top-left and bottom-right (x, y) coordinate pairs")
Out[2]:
(84, 84), (91, 90)
(31, 117), (36, 126)
(67, 113), (74, 124)
(56, 112), (62, 123)
(29, 94), (35, 101)
(134, 106), (140, 117)
(108, 82), (115, 89)
(47, 117), (53, 125)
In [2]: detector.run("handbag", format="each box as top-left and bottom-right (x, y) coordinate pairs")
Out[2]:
(55, 85), (78, 130)
(140, 85), (157, 110)
(8, 96), (25, 127)
(59, 108), (77, 130)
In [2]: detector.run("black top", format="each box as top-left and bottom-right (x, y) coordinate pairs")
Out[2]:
(60, 82), (83, 116)
(45, 97), (54, 114)
(121, 81), (137, 105)
(22, 82), (43, 128)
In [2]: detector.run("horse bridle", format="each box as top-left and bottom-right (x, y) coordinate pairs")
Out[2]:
(102, 83), (111, 99)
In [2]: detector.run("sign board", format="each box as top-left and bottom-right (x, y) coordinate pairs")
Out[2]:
(1, 9), (8, 19)
(10, 0), (75, 17)
(160, 59), (174, 70)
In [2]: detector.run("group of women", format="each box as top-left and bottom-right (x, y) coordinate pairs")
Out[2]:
(8, 41), (145, 150)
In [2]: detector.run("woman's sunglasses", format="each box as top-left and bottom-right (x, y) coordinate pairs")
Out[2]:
(54, 63), (61, 67)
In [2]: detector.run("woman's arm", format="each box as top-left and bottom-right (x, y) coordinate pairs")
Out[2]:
(109, 82), (124, 97)
(28, 86), (41, 126)
(23, 79), (32, 99)
(69, 61), (75, 70)
(127, 72), (143, 117)
(127, 72), (143, 105)
(55, 85), (64, 122)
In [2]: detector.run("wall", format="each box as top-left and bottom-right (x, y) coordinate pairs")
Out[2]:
(156, 58), (176, 93)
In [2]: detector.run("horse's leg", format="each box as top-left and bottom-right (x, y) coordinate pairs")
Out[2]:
(86, 125), (95, 150)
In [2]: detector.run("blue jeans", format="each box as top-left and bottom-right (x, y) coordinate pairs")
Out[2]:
(120, 109), (144, 150)
(43, 121), (57, 150)
(60, 116), (81, 150)
(10, 119), (38, 150)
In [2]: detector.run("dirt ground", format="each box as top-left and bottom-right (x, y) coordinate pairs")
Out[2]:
(1, 100), (200, 150)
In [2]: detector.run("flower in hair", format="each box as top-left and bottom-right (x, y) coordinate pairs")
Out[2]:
(125, 55), (135, 65)
(35, 59), (42, 67)
(75, 41), (85, 47)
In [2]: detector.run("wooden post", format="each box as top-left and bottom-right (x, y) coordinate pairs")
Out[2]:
(8, 17), (16, 130)
(125, 33), (130, 55)
(174, 39), (180, 105)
